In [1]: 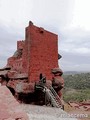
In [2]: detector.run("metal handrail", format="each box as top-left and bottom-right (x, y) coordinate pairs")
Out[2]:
(44, 86), (62, 108)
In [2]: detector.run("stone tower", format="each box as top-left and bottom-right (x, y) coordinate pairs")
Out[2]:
(22, 21), (59, 82)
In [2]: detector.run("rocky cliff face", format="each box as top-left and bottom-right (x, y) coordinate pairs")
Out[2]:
(0, 84), (29, 120)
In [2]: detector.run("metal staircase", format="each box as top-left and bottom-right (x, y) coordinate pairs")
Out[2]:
(45, 86), (63, 108)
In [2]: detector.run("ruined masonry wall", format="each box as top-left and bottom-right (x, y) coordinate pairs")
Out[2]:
(7, 22), (59, 82)
(22, 23), (59, 81)
(17, 41), (25, 50)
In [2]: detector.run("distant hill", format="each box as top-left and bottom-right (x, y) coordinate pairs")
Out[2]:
(63, 72), (90, 89)
(63, 71), (80, 75)
(63, 71), (89, 75)
(62, 72), (90, 102)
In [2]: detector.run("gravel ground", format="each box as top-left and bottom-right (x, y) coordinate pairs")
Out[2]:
(20, 104), (78, 120)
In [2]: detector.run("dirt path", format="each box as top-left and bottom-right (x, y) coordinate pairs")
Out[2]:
(64, 103), (90, 120)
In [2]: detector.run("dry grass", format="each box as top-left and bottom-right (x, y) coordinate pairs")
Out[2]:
(64, 102), (90, 120)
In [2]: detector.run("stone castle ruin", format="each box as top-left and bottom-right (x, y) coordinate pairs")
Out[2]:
(0, 21), (64, 108)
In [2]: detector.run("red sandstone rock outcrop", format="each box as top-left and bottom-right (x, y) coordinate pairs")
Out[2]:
(0, 85), (29, 120)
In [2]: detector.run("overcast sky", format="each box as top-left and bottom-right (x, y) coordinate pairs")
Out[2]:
(0, 0), (90, 72)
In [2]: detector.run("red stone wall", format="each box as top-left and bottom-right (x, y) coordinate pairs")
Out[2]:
(7, 57), (16, 68)
(7, 22), (60, 83)
(12, 59), (22, 72)
(22, 30), (29, 73)
(17, 41), (24, 50)
(22, 22), (59, 82)
(7, 57), (22, 72)
(7, 40), (24, 73)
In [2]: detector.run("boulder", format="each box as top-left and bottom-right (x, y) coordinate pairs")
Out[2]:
(51, 68), (63, 76)
(0, 85), (29, 120)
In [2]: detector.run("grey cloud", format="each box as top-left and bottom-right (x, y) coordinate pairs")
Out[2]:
(0, 25), (24, 67)
(31, 0), (75, 30)
(61, 51), (90, 64)
(59, 51), (90, 71)
(58, 27), (90, 55)
(58, 27), (90, 71)
(0, 55), (7, 67)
